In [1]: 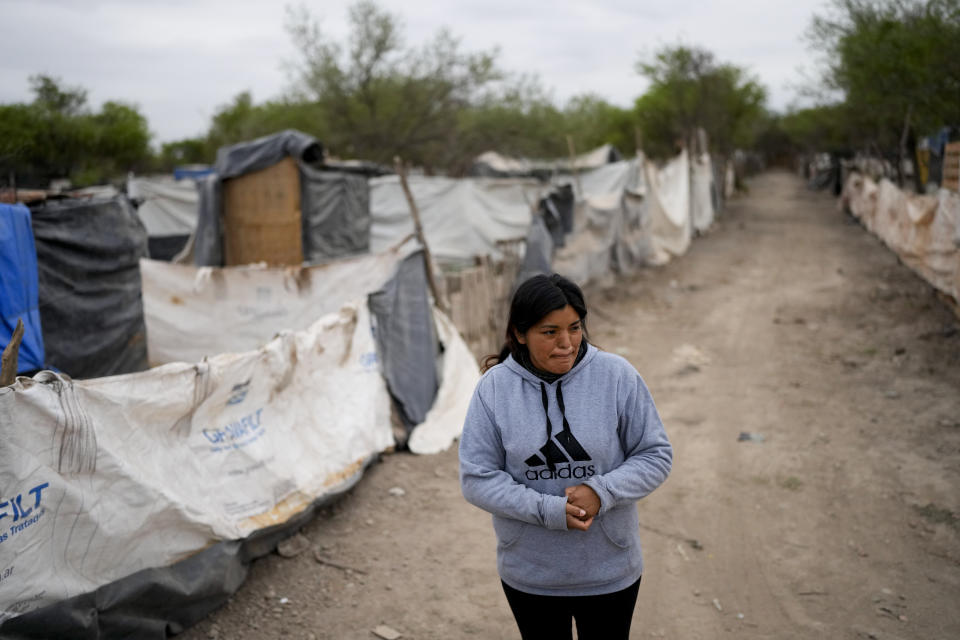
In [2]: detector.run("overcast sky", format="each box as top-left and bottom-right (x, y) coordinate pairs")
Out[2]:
(0, 1), (825, 146)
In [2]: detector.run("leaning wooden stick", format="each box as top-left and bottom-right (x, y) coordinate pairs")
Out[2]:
(1, 318), (25, 387)
(393, 157), (449, 314)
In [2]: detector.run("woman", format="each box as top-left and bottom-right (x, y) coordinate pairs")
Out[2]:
(459, 273), (672, 640)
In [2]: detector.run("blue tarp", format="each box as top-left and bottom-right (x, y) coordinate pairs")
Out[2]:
(0, 203), (45, 373)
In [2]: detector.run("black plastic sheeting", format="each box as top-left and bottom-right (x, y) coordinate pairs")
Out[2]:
(147, 234), (190, 261)
(368, 251), (440, 432)
(214, 129), (323, 181)
(30, 196), (149, 379)
(539, 184), (574, 248)
(517, 212), (555, 286)
(0, 456), (377, 640)
(300, 166), (371, 262)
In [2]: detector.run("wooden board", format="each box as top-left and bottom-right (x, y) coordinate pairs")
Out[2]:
(944, 141), (960, 193)
(222, 156), (303, 266)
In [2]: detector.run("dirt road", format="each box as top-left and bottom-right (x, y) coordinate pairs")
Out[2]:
(181, 171), (960, 640)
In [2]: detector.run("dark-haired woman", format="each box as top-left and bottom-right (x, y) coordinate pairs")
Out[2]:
(459, 273), (672, 640)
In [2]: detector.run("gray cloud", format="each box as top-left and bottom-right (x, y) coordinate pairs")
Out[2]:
(0, 0), (817, 144)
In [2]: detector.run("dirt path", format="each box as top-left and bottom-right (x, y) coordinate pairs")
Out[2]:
(181, 171), (960, 640)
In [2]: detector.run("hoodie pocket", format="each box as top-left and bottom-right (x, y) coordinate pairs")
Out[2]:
(599, 503), (639, 549)
(492, 515), (527, 548)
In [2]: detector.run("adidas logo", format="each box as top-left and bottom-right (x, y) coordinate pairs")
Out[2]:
(524, 431), (595, 481)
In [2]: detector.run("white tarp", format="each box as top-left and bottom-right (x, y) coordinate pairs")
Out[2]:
(842, 173), (960, 302)
(127, 176), (199, 237)
(644, 149), (692, 265)
(0, 302), (393, 621)
(141, 248), (405, 365)
(552, 159), (647, 285)
(406, 310), (480, 454)
(690, 153), (716, 233)
(474, 143), (620, 176)
(369, 176), (538, 262)
(1, 297), (481, 622)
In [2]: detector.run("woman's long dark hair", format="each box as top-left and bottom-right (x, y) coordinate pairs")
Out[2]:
(482, 273), (589, 372)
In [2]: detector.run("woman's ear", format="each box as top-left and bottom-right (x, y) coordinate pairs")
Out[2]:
(514, 328), (526, 345)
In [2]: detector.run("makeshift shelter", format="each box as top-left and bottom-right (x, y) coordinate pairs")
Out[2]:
(30, 195), (149, 378)
(192, 130), (371, 267)
(127, 175), (200, 260)
(1, 249), (479, 636)
(0, 203), (45, 373)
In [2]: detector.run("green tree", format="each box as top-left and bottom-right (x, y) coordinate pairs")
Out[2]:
(284, 0), (501, 170)
(633, 45), (767, 160)
(204, 91), (326, 154)
(808, 0), (960, 187)
(1, 75), (153, 187)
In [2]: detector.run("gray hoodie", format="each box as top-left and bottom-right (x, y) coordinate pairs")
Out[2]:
(459, 344), (672, 596)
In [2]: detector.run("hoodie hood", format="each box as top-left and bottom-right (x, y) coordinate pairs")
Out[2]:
(503, 343), (599, 387)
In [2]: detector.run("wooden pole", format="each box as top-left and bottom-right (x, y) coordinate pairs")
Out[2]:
(393, 157), (449, 314)
(1, 318), (24, 387)
(566, 134), (583, 198)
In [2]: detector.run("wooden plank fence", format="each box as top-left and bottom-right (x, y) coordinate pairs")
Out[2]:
(442, 242), (523, 363)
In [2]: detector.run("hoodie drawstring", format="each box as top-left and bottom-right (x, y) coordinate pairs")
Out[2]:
(533, 380), (590, 470)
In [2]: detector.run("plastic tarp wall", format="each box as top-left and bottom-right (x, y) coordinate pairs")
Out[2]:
(369, 176), (538, 264)
(471, 143), (622, 178)
(550, 158), (651, 286)
(690, 153), (716, 233)
(0, 301), (393, 635)
(0, 204), (44, 372)
(368, 252), (438, 429)
(141, 247), (405, 365)
(644, 149), (692, 265)
(30, 196), (149, 378)
(299, 166), (371, 262)
(127, 175), (199, 260)
(842, 172), (960, 302)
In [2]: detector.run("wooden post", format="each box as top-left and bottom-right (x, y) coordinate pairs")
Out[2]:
(1, 318), (24, 387)
(393, 157), (449, 314)
(566, 135), (583, 198)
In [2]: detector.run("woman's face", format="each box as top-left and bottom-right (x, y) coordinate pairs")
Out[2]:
(517, 304), (583, 375)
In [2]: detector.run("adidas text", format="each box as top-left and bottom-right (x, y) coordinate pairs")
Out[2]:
(525, 464), (596, 481)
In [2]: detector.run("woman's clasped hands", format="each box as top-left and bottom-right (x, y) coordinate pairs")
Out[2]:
(564, 484), (601, 531)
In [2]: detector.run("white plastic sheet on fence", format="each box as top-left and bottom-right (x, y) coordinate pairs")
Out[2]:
(644, 149), (692, 265)
(552, 159), (648, 284)
(842, 172), (960, 302)
(407, 310), (480, 454)
(127, 176), (199, 237)
(369, 176), (538, 263)
(690, 154), (716, 233)
(0, 301), (393, 621)
(141, 248), (405, 365)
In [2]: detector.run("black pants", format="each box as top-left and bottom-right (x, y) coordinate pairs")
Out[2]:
(501, 577), (641, 640)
